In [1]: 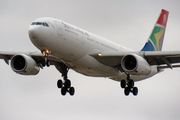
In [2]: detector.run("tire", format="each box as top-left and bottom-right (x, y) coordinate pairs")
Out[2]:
(65, 79), (71, 88)
(124, 87), (130, 96)
(132, 87), (138, 96)
(42, 62), (45, 67)
(61, 87), (67, 96)
(128, 80), (134, 88)
(69, 87), (75, 96)
(46, 61), (50, 67)
(57, 80), (63, 88)
(120, 80), (126, 88)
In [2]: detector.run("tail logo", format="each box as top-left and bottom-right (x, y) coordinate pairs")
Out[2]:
(141, 9), (169, 51)
(163, 14), (167, 23)
(154, 29), (165, 51)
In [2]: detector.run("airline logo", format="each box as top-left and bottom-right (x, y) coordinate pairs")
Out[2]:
(141, 9), (169, 51)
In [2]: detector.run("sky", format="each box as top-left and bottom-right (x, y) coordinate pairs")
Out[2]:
(0, 0), (180, 120)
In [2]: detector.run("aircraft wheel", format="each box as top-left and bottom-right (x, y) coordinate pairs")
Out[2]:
(65, 79), (71, 88)
(120, 80), (126, 88)
(57, 79), (63, 88)
(42, 62), (45, 67)
(46, 60), (50, 67)
(42, 60), (50, 67)
(61, 87), (67, 96)
(128, 80), (134, 88)
(124, 87), (130, 96)
(132, 87), (138, 96)
(69, 87), (75, 96)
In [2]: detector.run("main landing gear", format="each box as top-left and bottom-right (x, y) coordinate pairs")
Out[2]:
(120, 74), (138, 96)
(41, 49), (75, 96)
(57, 77), (75, 96)
(56, 63), (75, 96)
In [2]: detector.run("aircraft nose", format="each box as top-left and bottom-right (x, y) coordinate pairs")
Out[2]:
(28, 26), (39, 39)
(28, 25), (44, 49)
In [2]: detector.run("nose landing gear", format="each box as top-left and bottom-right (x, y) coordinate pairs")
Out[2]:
(41, 49), (51, 67)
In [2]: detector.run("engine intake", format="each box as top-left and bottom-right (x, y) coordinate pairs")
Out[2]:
(11, 54), (40, 75)
(121, 54), (151, 75)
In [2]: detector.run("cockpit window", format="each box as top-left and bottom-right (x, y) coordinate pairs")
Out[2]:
(31, 22), (36, 25)
(43, 23), (49, 27)
(43, 23), (46, 26)
(36, 22), (42, 25)
(31, 22), (49, 27)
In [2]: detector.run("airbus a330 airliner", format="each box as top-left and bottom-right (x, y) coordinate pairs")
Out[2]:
(0, 9), (179, 96)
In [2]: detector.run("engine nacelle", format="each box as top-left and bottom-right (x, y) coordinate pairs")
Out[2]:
(121, 54), (151, 75)
(11, 54), (40, 75)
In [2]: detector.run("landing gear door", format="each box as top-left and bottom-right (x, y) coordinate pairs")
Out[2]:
(54, 20), (63, 36)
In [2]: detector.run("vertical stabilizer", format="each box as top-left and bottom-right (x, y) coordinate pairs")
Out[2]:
(141, 9), (169, 51)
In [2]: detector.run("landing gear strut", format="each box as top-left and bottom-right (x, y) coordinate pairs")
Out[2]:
(120, 74), (138, 96)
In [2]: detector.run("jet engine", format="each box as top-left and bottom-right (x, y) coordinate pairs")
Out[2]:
(121, 54), (151, 75)
(11, 54), (40, 75)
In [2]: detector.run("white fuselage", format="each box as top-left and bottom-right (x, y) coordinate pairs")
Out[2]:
(28, 17), (159, 82)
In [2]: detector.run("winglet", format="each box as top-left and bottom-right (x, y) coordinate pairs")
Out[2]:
(141, 9), (169, 51)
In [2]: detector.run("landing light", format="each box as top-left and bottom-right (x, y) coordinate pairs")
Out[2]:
(46, 50), (50, 54)
(42, 49), (51, 57)
(98, 53), (102, 57)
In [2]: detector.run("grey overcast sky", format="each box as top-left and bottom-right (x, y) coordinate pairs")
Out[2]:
(0, 0), (180, 120)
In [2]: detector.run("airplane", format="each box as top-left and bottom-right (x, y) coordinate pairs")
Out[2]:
(0, 9), (179, 96)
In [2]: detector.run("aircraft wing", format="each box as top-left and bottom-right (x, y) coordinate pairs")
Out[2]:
(0, 51), (62, 65)
(89, 51), (180, 68)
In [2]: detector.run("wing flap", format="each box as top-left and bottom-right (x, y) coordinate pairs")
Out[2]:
(144, 51), (180, 65)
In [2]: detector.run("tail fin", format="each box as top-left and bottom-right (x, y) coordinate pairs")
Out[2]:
(141, 9), (169, 51)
